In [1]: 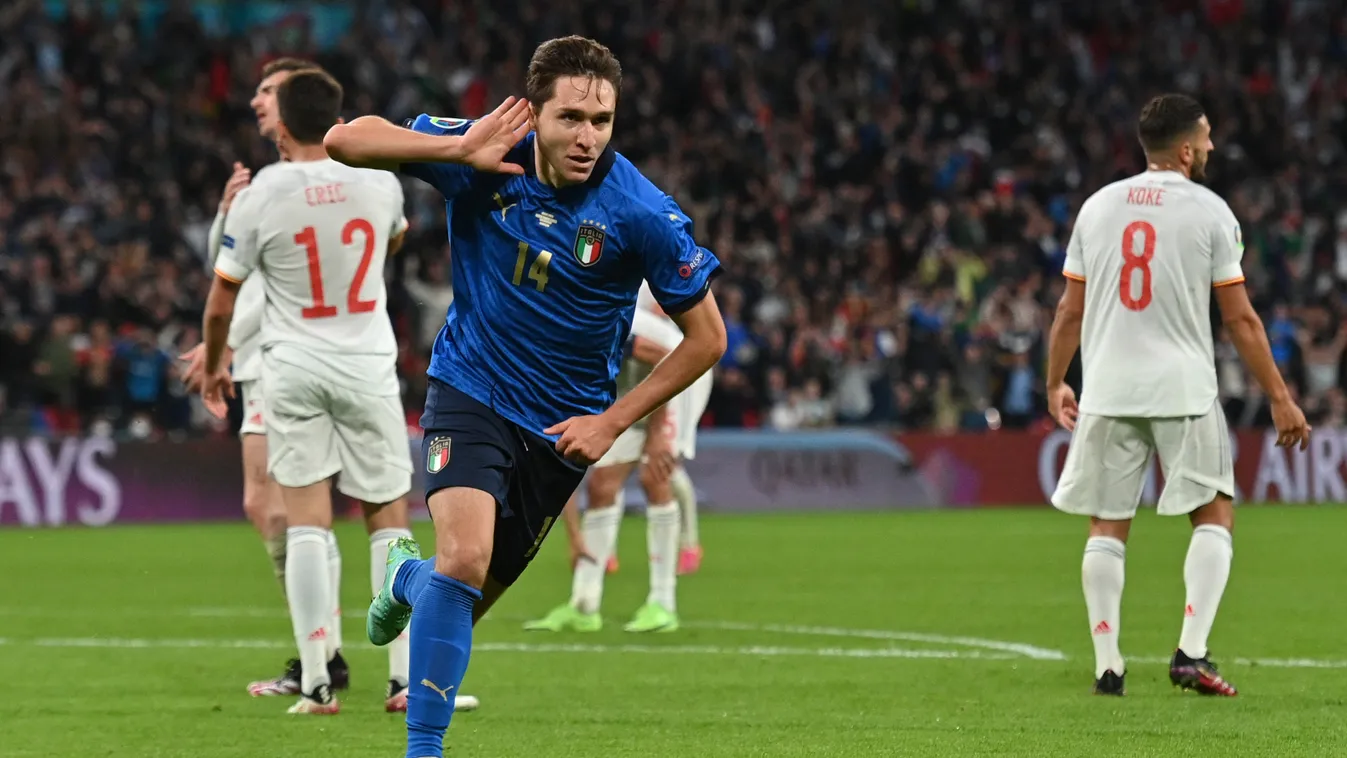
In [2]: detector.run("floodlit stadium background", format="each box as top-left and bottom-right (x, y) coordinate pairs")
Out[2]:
(2, 1), (1346, 756)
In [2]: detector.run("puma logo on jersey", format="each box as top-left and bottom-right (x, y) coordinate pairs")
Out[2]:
(421, 678), (455, 701)
(494, 192), (517, 220)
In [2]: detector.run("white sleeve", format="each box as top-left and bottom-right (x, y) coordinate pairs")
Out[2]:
(631, 308), (683, 353)
(388, 174), (410, 237)
(214, 186), (264, 283)
(207, 209), (227, 267)
(1209, 200), (1245, 286)
(1063, 200), (1088, 282)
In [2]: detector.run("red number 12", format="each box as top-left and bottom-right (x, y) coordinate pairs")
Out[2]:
(294, 218), (378, 319)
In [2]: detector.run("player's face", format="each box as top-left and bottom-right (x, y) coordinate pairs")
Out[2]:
(250, 72), (292, 141)
(532, 76), (617, 185)
(1185, 116), (1214, 183)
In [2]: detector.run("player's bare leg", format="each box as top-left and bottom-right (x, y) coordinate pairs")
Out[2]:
(671, 465), (702, 574)
(1171, 494), (1238, 696)
(1083, 516), (1131, 695)
(524, 464), (633, 632)
(241, 434), (288, 583)
(626, 457), (680, 633)
(281, 480), (339, 715)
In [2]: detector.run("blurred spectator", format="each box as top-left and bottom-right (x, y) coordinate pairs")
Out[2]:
(2, 0), (1345, 439)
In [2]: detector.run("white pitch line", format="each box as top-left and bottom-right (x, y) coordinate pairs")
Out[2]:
(687, 621), (1067, 661)
(0, 637), (1015, 661)
(1128, 655), (1347, 670)
(3, 637), (1346, 670)
(2, 605), (1068, 661)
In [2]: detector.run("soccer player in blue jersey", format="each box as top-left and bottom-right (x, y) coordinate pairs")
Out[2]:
(324, 36), (726, 757)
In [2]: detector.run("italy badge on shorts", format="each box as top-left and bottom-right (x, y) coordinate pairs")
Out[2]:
(426, 436), (452, 474)
(573, 221), (606, 267)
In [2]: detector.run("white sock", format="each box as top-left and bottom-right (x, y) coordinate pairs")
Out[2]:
(370, 527), (414, 686)
(1082, 536), (1126, 679)
(326, 530), (343, 660)
(1178, 524), (1234, 659)
(671, 467), (699, 549)
(645, 501), (680, 611)
(285, 526), (332, 693)
(570, 503), (622, 614)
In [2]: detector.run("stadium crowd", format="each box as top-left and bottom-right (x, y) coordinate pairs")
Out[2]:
(1, 0), (1345, 439)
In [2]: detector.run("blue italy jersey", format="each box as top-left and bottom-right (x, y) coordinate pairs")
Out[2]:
(400, 114), (721, 440)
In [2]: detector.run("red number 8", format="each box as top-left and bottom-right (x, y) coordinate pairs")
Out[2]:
(1120, 220), (1156, 312)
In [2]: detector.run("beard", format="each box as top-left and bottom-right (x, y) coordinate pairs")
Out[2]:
(1190, 157), (1208, 183)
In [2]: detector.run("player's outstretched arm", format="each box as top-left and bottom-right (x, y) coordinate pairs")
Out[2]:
(324, 97), (532, 174)
(1045, 278), (1085, 430)
(1214, 283), (1310, 449)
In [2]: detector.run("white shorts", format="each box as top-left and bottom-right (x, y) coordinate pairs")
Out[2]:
(595, 373), (710, 469)
(674, 372), (712, 460)
(1051, 402), (1234, 520)
(594, 416), (674, 469)
(238, 380), (266, 438)
(261, 356), (411, 504)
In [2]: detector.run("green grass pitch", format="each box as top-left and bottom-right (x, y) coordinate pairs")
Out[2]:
(2, 506), (1346, 757)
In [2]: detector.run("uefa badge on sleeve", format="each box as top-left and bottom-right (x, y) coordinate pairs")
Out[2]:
(426, 437), (452, 474)
(573, 221), (607, 267)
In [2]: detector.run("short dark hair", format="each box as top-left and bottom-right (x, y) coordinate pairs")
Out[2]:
(261, 57), (323, 80)
(276, 70), (345, 145)
(1137, 94), (1206, 154)
(525, 36), (622, 108)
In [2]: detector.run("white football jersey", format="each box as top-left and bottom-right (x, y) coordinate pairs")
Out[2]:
(617, 286), (714, 431)
(209, 202), (267, 382)
(214, 159), (407, 395)
(1064, 170), (1244, 418)
(616, 308), (685, 397)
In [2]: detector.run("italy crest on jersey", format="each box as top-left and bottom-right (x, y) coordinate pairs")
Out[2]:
(573, 221), (606, 267)
(426, 436), (452, 474)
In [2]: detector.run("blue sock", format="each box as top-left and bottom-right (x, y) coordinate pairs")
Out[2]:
(405, 572), (481, 758)
(392, 557), (436, 606)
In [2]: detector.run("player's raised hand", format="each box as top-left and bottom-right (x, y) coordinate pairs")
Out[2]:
(456, 96), (533, 175)
(200, 367), (236, 420)
(220, 162), (252, 213)
(545, 414), (621, 466)
(1270, 397), (1311, 451)
(1047, 382), (1079, 432)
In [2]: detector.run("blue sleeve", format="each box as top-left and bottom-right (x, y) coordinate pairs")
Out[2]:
(635, 198), (722, 315)
(399, 114), (477, 199)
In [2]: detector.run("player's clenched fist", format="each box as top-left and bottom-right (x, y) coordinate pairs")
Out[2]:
(546, 414), (621, 465)
(1270, 397), (1311, 451)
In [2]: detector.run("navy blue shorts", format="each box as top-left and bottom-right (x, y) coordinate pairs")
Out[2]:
(419, 377), (587, 586)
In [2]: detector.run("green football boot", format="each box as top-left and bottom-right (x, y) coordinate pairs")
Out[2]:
(523, 604), (603, 632)
(623, 602), (679, 633)
(367, 537), (421, 647)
